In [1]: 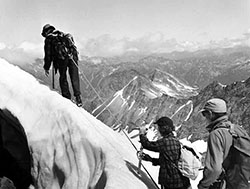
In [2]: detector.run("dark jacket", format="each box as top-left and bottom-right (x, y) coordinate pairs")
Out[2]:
(140, 133), (190, 189)
(43, 30), (78, 72)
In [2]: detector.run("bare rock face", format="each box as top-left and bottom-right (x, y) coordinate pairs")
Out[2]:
(91, 72), (250, 143)
(0, 59), (158, 189)
(18, 46), (250, 141)
(177, 79), (250, 141)
(21, 46), (250, 114)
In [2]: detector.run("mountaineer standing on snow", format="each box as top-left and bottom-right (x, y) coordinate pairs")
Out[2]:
(41, 24), (82, 107)
(139, 117), (191, 189)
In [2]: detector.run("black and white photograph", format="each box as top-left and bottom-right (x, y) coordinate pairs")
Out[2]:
(0, 0), (250, 189)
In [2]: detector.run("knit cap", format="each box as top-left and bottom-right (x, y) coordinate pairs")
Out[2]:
(201, 98), (227, 113)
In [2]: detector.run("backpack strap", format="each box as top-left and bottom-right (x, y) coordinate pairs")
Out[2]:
(182, 145), (200, 159)
(163, 151), (179, 170)
(162, 137), (180, 169)
(228, 124), (239, 138)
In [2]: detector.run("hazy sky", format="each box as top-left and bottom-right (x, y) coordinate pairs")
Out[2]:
(0, 0), (250, 60)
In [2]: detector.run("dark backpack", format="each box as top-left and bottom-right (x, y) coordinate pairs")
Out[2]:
(223, 124), (250, 189)
(0, 109), (32, 189)
(49, 30), (77, 60)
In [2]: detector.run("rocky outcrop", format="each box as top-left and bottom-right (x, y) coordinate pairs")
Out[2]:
(179, 80), (250, 141)
(18, 46), (250, 143)
(91, 73), (250, 143)
(20, 46), (250, 114)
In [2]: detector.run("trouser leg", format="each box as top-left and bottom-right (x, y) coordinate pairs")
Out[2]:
(68, 59), (81, 97)
(58, 64), (71, 99)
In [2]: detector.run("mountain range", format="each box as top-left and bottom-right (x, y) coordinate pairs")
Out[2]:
(19, 45), (250, 140)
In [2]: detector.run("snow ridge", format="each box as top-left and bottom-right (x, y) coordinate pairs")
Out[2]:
(0, 58), (157, 189)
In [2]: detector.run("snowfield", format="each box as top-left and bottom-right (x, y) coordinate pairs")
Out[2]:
(0, 58), (207, 189)
(0, 58), (158, 189)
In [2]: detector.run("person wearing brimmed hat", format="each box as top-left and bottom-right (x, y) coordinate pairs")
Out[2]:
(139, 117), (191, 189)
(198, 98), (250, 189)
(41, 24), (82, 107)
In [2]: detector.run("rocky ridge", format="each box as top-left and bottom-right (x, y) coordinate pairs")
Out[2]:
(19, 46), (250, 141)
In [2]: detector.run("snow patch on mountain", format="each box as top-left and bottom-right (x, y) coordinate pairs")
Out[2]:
(152, 70), (198, 98)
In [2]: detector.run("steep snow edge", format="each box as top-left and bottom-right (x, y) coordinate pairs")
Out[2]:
(0, 58), (157, 189)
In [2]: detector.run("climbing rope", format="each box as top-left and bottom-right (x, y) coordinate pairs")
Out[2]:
(68, 56), (160, 189)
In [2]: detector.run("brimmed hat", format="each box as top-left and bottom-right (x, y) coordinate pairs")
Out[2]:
(200, 98), (227, 113)
(41, 24), (55, 37)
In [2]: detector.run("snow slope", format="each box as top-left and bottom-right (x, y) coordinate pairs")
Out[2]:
(0, 58), (158, 189)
